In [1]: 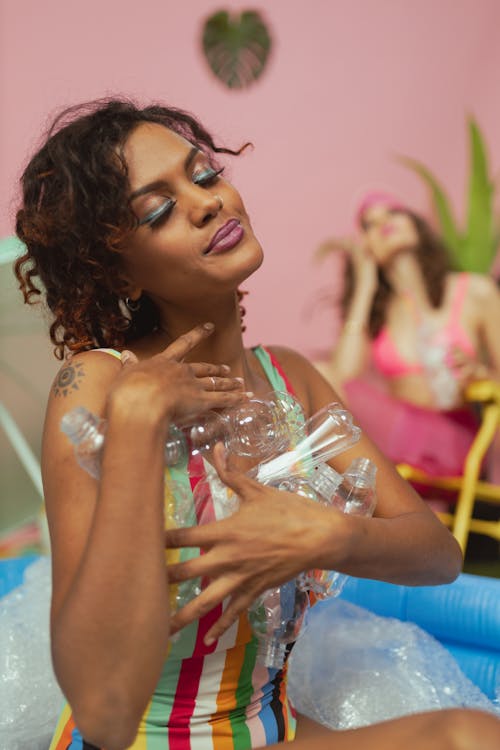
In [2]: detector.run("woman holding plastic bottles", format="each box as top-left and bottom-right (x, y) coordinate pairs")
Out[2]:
(14, 98), (498, 750)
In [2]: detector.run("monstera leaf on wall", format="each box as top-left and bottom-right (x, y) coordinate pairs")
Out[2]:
(399, 118), (499, 274)
(202, 10), (272, 89)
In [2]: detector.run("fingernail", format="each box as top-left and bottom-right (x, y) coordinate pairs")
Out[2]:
(203, 322), (215, 331)
(235, 377), (245, 384)
(204, 635), (215, 646)
(121, 350), (131, 364)
(245, 391), (254, 398)
(221, 364), (231, 374)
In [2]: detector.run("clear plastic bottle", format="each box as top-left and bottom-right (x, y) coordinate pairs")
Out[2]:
(60, 406), (106, 480)
(278, 458), (377, 599)
(309, 457), (377, 598)
(247, 578), (310, 669)
(62, 391), (305, 479)
(61, 405), (188, 476)
(254, 403), (361, 485)
(191, 401), (359, 519)
(221, 390), (305, 458)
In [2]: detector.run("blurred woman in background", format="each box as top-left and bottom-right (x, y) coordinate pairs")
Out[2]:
(315, 191), (500, 483)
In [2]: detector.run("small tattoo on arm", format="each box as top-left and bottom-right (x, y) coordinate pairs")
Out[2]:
(54, 361), (85, 397)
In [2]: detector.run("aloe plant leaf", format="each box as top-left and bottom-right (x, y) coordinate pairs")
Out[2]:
(202, 10), (272, 89)
(398, 155), (462, 266)
(463, 117), (495, 273)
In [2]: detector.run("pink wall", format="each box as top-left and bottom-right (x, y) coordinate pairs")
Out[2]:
(2, 0), (500, 358)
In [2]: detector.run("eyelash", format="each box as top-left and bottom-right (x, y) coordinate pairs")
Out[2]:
(142, 166), (225, 229)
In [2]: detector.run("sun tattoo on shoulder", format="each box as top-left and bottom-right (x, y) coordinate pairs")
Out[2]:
(53, 360), (85, 397)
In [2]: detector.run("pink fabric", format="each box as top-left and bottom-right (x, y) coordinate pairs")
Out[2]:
(372, 328), (423, 378)
(344, 378), (479, 480)
(355, 191), (407, 227)
(371, 274), (477, 379)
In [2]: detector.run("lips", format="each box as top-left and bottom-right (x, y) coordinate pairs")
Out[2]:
(204, 219), (244, 255)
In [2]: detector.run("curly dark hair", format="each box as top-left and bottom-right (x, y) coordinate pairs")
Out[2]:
(15, 97), (249, 359)
(341, 211), (453, 337)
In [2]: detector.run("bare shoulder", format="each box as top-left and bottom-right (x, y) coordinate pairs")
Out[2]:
(264, 345), (343, 414)
(47, 349), (122, 416)
(43, 350), (123, 480)
(465, 272), (500, 303)
(265, 344), (314, 372)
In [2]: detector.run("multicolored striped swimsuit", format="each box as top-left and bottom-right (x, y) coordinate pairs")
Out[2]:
(49, 345), (299, 750)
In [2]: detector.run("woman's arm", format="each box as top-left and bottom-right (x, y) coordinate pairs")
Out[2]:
(470, 274), (500, 377)
(323, 240), (378, 383)
(44, 325), (248, 750)
(297, 349), (463, 583)
(283, 709), (500, 750)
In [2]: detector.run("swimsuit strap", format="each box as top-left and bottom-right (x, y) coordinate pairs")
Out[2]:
(252, 345), (297, 395)
(92, 347), (122, 361)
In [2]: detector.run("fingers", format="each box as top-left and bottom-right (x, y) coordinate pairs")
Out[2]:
(202, 590), (257, 644)
(170, 578), (252, 642)
(166, 522), (219, 551)
(162, 322), (215, 361)
(201, 375), (246, 393)
(170, 584), (259, 643)
(187, 362), (246, 393)
(169, 577), (231, 635)
(315, 237), (353, 261)
(212, 442), (262, 499)
(189, 362), (232, 378)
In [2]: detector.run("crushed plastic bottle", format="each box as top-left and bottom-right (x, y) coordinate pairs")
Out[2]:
(247, 578), (310, 669)
(254, 403), (362, 485)
(279, 458), (377, 599)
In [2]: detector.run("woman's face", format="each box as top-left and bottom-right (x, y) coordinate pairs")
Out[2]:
(361, 203), (419, 265)
(120, 122), (263, 307)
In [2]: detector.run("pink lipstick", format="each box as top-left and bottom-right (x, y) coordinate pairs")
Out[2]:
(204, 219), (244, 255)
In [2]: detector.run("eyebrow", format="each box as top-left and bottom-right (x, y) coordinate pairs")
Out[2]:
(129, 145), (200, 201)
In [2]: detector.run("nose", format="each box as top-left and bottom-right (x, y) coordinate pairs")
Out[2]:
(189, 190), (223, 227)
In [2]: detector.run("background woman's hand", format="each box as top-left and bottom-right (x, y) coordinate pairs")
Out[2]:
(315, 235), (378, 292)
(447, 346), (496, 391)
(107, 323), (249, 425)
(165, 443), (345, 644)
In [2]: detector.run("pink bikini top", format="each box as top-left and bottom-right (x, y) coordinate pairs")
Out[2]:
(372, 274), (476, 379)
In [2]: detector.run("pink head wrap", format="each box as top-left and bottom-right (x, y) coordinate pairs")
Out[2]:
(355, 191), (407, 228)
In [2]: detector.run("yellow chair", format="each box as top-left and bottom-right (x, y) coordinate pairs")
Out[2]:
(397, 380), (500, 554)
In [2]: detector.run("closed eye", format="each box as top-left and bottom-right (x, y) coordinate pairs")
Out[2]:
(139, 198), (176, 228)
(193, 167), (224, 186)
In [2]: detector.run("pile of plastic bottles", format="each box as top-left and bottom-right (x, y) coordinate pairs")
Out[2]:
(61, 392), (377, 668)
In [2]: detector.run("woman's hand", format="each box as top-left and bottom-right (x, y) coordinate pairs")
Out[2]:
(315, 236), (360, 261)
(165, 443), (344, 644)
(315, 235), (378, 292)
(447, 346), (496, 391)
(107, 323), (249, 426)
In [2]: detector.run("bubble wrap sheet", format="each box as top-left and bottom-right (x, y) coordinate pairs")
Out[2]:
(287, 599), (500, 729)
(0, 557), (63, 750)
